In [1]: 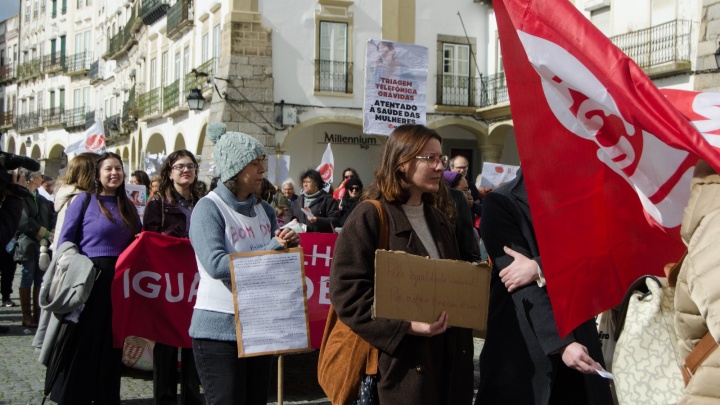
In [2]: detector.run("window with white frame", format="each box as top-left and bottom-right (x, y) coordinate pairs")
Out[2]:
(438, 42), (471, 106)
(174, 51), (181, 82)
(202, 33), (209, 63)
(213, 24), (220, 71)
(150, 57), (157, 89)
(317, 21), (348, 93)
(183, 45), (189, 75)
(161, 51), (168, 87)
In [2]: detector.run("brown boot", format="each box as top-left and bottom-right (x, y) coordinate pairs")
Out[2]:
(32, 286), (41, 325)
(19, 287), (37, 328)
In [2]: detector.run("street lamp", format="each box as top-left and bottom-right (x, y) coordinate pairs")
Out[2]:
(25, 136), (32, 148)
(186, 88), (206, 111)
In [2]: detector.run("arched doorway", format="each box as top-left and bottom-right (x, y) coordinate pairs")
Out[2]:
(31, 145), (41, 160)
(7, 137), (16, 154)
(174, 133), (186, 152)
(145, 133), (167, 176)
(45, 144), (68, 178)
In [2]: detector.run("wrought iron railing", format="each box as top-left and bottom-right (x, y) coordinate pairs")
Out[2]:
(184, 58), (216, 96)
(64, 51), (93, 74)
(314, 60), (353, 93)
(0, 111), (14, 128)
(0, 65), (15, 83)
(42, 52), (64, 73)
(105, 8), (137, 59)
(138, 87), (162, 118)
(167, 0), (192, 38)
(436, 74), (483, 107)
(41, 107), (63, 127)
(17, 59), (42, 81)
(163, 79), (181, 112)
(124, 85), (137, 119)
(89, 60), (100, 81)
(17, 112), (41, 132)
(104, 114), (122, 138)
(480, 72), (508, 107)
(85, 110), (96, 129)
(140, 0), (169, 25)
(610, 19), (692, 70)
(63, 106), (86, 130)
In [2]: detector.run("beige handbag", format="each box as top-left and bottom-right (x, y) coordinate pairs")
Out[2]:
(612, 276), (683, 405)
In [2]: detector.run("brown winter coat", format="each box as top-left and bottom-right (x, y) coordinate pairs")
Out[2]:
(329, 200), (474, 405)
(675, 173), (720, 404)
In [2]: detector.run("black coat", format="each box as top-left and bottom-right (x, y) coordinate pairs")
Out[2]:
(476, 171), (611, 405)
(287, 192), (340, 233)
(15, 191), (52, 262)
(450, 188), (481, 263)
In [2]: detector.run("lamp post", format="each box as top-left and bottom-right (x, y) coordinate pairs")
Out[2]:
(186, 88), (206, 111)
(25, 136), (32, 148)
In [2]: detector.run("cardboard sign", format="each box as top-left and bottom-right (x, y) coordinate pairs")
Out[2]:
(373, 250), (491, 332)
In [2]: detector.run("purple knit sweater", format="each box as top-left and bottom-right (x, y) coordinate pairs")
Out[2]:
(57, 192), (139, 258)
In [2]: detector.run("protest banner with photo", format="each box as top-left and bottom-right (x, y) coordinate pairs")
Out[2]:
(112, 232), (199, 348)
(125, 184), (147, 222)
(229, 248), (311, 357)
(364, 39), (428, 136)
(480, 162), (520, 189)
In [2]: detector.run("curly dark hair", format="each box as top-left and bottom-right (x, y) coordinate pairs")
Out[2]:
(299, 169), (324, 192)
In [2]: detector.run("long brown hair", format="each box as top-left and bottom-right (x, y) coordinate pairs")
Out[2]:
(365, 124), (443, 205)
(95, 152), (139, 235)
(59, 152), (97, 192)
(155, 150), (200, 204)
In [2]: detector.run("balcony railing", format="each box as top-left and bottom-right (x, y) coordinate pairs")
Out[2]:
(610, 19), (692, 70)
(105, 8), (138, 60)
(104, 113), (122, 138)
(89, 60), (100, 81)
(85, 110), (96, 129)
(314, 60), (353, 94)
(41, 107), (63, 127)
(141, 0), (169, 25)
(167, 0), (193, 39)
(124, 84), (137, 119)
(64, 51), (93, 75)
(0, 65), (15, 83)
(184, 58), (216, 97)
(17, 112), (41, 132)
(42, 52), (65, 73)
(163, 79), (183, 112)
(0, 111), (14, 128)
(63, 107), (86, 131)
(138, 87), (162, 118)
(480, 72), (508, 107)
(436, 74), (483, 107)
(17, 59), (42, 81)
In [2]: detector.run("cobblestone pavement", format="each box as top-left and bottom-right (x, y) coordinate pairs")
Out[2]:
(0, 266), (483, 404)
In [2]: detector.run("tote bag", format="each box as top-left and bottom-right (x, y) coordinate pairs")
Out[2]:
(612, 276), (683, 405)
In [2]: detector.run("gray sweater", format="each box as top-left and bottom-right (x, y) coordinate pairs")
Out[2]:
(188, 183), (281, 341)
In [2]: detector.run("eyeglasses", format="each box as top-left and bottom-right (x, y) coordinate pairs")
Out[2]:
(349, 186), (362, 192)
(172, 163), (198, 171)
(344, 175), (354, 179)
(415, 154), (449, 169)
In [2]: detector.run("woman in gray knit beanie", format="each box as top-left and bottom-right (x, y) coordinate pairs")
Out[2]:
(188, 122), (300, 405)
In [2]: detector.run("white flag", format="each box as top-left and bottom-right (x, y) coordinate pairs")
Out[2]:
(316, 143), (334, 192)
(65, 120), (106, 155)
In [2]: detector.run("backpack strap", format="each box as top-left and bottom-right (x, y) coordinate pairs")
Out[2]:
(682, 331), (719, 386)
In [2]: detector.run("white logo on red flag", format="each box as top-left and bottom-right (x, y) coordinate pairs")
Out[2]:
(518, 31), (695, 228)
(317, 143), (334, 192)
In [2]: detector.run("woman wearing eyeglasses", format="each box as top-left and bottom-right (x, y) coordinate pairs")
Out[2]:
(329, 124), (474, 404)
(143, 150), (203, 405)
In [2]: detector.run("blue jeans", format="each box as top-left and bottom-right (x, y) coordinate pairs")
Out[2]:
(19, 259), (42, 288)
(192, 338), (272, 405)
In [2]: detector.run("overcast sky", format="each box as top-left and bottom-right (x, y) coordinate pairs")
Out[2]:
(0, 1), (20, 23)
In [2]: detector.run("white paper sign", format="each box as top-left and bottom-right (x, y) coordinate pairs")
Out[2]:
(480, 162), (520, 189)
(267, 154), (291, 188)
(229, 248), (311, 357)
(364, 39), (428, 136)
(125, 184), (147, 222)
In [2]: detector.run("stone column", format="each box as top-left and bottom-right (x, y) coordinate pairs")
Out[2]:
(479, 144), (503, 164)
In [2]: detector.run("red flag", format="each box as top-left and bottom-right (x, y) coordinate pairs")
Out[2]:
(495, 0), (720, 336)
(333, 178), (349, 200)
(112, 232), (199, 348)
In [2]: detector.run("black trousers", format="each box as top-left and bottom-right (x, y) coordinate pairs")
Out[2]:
(0, 249), (15, 301)
(50, 256), (122, 405)
(154, 343), (203, 404)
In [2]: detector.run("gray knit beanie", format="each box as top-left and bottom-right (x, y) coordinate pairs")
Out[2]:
(207, 122), (267, 182)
